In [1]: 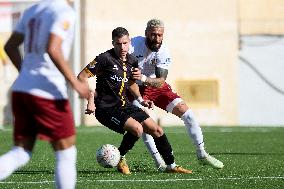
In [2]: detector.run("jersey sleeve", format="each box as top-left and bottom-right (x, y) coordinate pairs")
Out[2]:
(51, 9), (75, 39)
(156, 46), (172, 70)
(84, 55), (106, 77)
(129, 36), (143, 55)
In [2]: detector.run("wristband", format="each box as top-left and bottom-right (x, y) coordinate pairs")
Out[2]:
(141, 74), (147, 82)
(137, 96), (144, 103)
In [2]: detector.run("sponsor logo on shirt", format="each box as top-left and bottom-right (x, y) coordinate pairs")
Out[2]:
(110, 75), (128, 82)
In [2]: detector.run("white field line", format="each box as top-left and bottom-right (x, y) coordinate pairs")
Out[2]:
(1, 127), (282, 134)
(0, 176), (283, 184)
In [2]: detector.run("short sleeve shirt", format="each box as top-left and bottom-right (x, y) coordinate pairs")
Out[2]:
(129, 36), (172, 79)
(85, 49), (138, 108)
(12, 0), (75, 99)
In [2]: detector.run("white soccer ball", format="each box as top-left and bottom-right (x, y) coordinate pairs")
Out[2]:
(96, 144), (121, 168)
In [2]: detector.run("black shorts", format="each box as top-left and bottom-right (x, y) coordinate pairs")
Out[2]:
(95, 103), (149, 134)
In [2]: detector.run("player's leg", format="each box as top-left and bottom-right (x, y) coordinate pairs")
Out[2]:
(117, 117), (144, 174)
(0, 92), (34, 181)
(169, 101), (206, 156)
(153, 84), (205, 155)
(153, 83), (224, 169)
(132, 99), (166, 171)
(119, 117), (143, 156)
(51, 136), (76, 189)
(141, 118), (192, 174)
(95, 106), (143, 158)
(169, 101), (224, 169)
(32, 96), (77, 189)
(0, 139), (34, 181)
(95, 105), (144, 174)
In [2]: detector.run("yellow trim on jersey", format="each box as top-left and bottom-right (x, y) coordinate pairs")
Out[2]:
(118, 62), (127, 107)
(0, 39), (7, 60)
(84, 67), (95, 77)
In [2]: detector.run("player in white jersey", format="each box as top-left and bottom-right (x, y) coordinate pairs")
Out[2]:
(130, 19), (224, 170)
(0, 0), (89, 188)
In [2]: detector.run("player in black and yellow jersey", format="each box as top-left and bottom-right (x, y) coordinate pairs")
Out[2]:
(78, 27), (192, 175)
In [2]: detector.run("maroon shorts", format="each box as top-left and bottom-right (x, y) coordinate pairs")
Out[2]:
(12, 92), (75, 141)
(139, 82), (181, 110)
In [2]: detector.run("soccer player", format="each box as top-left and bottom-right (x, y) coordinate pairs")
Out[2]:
(78, 27), (192, 175)
(130, 18), (224, 169)
(0, 0), (89, 188)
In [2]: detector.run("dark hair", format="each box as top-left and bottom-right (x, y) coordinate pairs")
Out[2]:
(112, 27), (129, 40)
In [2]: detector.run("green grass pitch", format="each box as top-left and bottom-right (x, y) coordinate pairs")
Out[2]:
(0, 126), (283, 189)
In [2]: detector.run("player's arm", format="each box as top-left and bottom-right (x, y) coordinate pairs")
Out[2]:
(4, 32), (24, 71)
(129, 80), (153, 108)
(78, 63), (97, 114)
(47, 33), (89, 99)
(132, 66), (168, 88)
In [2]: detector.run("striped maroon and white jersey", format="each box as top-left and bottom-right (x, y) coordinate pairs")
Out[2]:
(129, 36), (172, 82)
(12, 0), (75, 99)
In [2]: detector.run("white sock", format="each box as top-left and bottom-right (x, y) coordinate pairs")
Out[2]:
(142, 133), (165, 167)
(181, 109), (208, 158)
(166, 162), (177, 170)
(0, 146), (31, 181)
(55, 146), (77, 189)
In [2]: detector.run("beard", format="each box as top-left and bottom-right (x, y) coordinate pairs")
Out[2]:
(146, 37), (162, 52)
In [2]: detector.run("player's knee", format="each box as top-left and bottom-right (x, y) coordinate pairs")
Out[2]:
(154, 126), (164, 138)
(130, 125), (143, 138)
(172, 102), (189, 117)
(181, 109), (198, 125)
(146, 125), (164, 138)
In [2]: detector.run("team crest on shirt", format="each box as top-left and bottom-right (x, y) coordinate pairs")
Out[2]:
(88, 60), (97, 68)
(62, 21), (70, 30)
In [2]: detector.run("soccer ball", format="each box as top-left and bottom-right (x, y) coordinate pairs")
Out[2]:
(96, 144), (121, 168)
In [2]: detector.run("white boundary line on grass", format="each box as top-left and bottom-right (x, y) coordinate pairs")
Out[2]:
(0, 176), (283, 184)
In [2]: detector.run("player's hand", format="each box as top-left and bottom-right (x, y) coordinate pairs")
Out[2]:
(85, 90), (97, 115)
(140, 100), (154, 109)
(131, 68), (142, 80)
(85, 99), (96, 115)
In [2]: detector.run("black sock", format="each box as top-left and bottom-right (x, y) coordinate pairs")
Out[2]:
(118, 132), (140, 156)
(153, 134), (174, 165)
